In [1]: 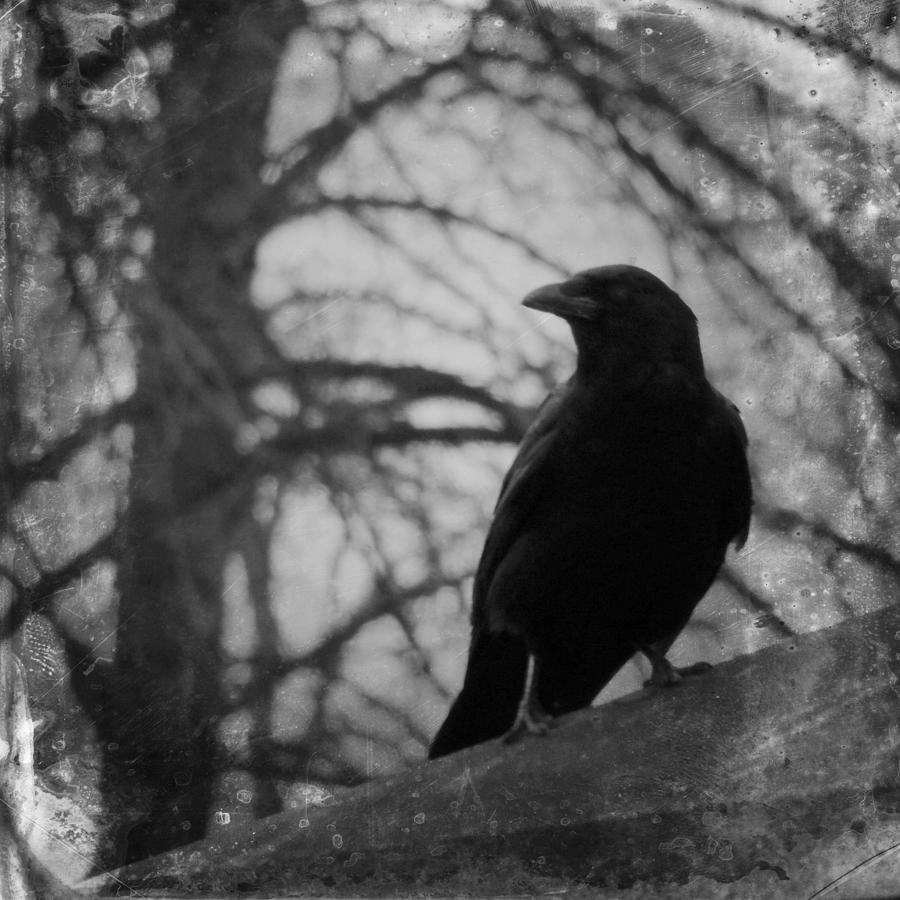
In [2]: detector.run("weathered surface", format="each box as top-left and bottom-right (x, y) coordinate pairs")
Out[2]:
(0, 645), (35, 900)
(86, 605), (900, 898)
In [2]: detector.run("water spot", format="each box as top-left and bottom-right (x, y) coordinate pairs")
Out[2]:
(332, 834), (344, 849)
(651, 813), (662, 824)
(560, 817), (571, 826)
(236, 789), (252, 804)
(660, 836), (694, 852)
(214, 811), (231, 826)
(413, 812), (426, 825)
(298, 818), (310, 829)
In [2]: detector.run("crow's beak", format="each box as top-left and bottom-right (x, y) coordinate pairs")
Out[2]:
(522, 282), (599, 321)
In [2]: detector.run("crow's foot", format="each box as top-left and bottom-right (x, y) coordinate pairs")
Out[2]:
(643, 657), (712, 688)
(502, 706), (553, 745)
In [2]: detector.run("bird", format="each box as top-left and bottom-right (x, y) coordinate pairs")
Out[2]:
(428, 265), (751, 759)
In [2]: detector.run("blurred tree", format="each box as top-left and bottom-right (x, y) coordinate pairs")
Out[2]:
(2, 0), (899, 883)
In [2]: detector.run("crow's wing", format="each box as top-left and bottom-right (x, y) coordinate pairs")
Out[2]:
(710, 388), (752, 549)
(431, 386), (570, 756)
(471, 382), (570, 626)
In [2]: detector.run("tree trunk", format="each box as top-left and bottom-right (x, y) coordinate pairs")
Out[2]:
(109, 1), (305, 861)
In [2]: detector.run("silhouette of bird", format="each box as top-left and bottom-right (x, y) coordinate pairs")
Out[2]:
(429, 265), (751, 759)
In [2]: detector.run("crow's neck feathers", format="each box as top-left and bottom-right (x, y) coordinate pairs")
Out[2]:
(569, 318), (705, 383)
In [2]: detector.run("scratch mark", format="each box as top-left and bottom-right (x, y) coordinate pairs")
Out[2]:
(676, 68), (759, 118)
(456, 765), (483, 810)
(294, 297), (344, 326)
(47, 325), (141, 338)
(282, 299), (345, 336)
(143, 78), (276, 173)
(314, 316), (349, 337)
(806, 838), (900, 899)
(822, 296), (891, 342)
(0, 0), (29, 24)
(37, 614), (134, 702)
(498, 312), (555, 350)
(738, 533), (779, 558)
(592, 65), (771, 193)
(0, 793), (143, 897)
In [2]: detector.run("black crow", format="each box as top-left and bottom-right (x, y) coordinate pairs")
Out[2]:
(429, 265), (751, 759)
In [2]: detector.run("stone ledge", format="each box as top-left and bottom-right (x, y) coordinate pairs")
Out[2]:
(86, 604), (900, 898)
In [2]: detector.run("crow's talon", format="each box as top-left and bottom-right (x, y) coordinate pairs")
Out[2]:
(679, 661), (713, 677)
(644, 669), (682, 688)
(645, 660), (712, 688)
(502, 711), (551, 744)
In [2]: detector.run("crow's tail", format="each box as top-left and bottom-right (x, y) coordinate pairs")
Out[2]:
(428, 629), (528, 759)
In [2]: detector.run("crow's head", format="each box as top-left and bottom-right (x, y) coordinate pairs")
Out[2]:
(523, 265), (703, 376)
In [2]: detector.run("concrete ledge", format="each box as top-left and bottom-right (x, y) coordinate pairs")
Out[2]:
(87, 605), (900, 898)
